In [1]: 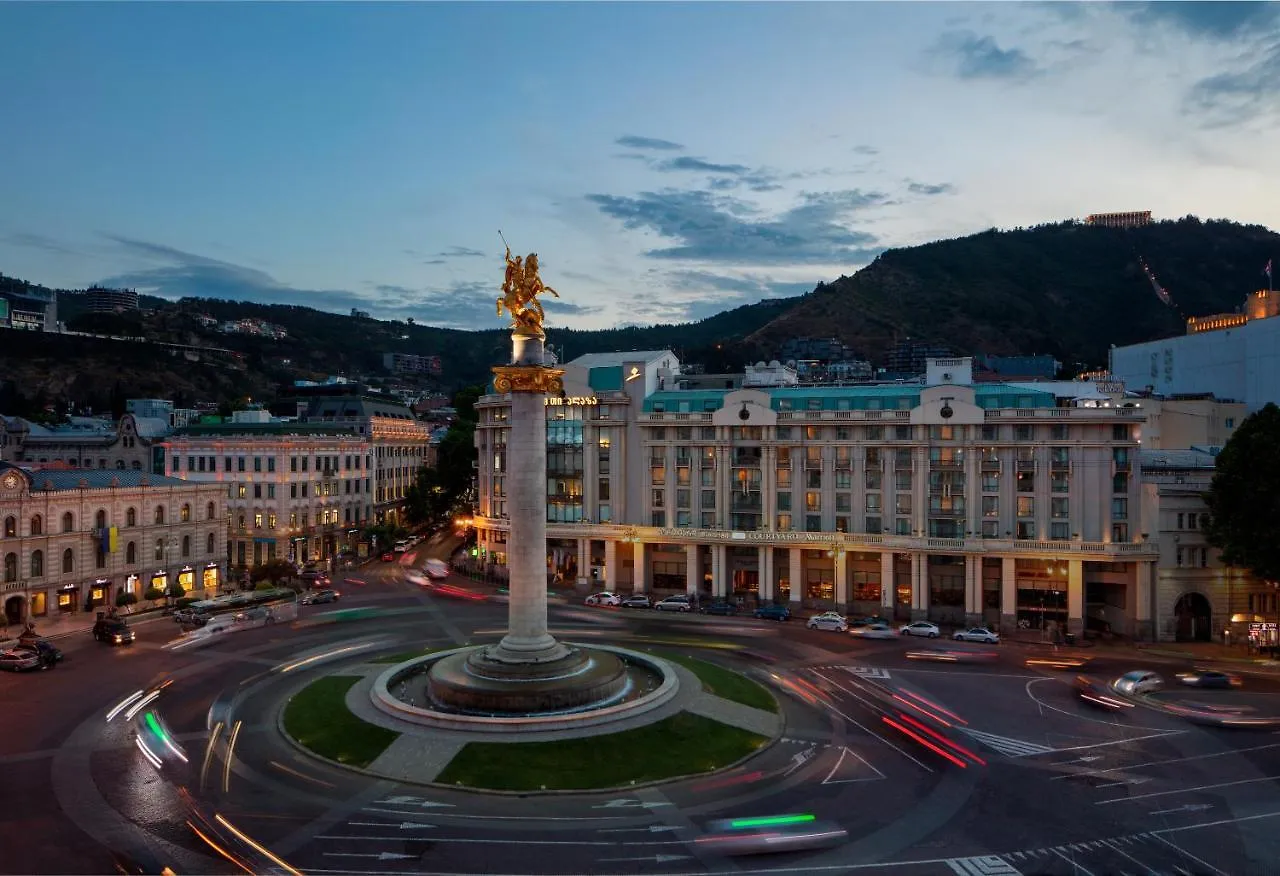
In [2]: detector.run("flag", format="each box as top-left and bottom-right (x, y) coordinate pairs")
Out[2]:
(108, 526), (118, 553)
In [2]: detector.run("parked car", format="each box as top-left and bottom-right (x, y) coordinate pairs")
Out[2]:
(19, 640), (63, 666)
(702, 600), (740, 616)
(953, 627), (1000, 644)
(899, 621), (941, 638)
(93, 617), (136, 646)
(0, 647), (43, 672)
(1176, 670), (1241, 689)
(851, 622), (897, 640)
(585, 591), (622, 606)
(301, 589), (341, 605)
(754, 604), (791, 621)
(1113, 670), (1164, 696)
(655, 595), (693, 612)
(621, 594), (652, 609)
(807, 612), (849, 632)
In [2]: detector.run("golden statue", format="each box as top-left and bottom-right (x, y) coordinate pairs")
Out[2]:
(497, 244), (559, 337)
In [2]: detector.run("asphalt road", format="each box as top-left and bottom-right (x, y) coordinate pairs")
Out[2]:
(3, 561), (1280, 876)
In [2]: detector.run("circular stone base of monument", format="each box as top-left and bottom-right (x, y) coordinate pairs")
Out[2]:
(426, 644), (627, 715)
(371, 644), (679, 732)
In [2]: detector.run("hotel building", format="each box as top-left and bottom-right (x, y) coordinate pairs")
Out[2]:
(472, 353), (1161, 639)
(1, 462), (227, 626)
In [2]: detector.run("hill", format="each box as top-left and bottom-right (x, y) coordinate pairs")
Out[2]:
(745, 216), (1280, 367)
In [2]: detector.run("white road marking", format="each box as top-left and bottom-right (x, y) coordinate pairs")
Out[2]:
(822, 746), (886, 784)
(348, 821), (435, 829)
(376, 795), (454, 808)
(1045, 730), (1186, 755)
(325, 852), (416, 861)
(317, 834), (689, 846)
(1097, 774), (1280, 805)
(1149, 804), (1213, 817)
(593, 798), (673, 809)
(598, 825), (684, 834)
(811, 671), (935, 772)
(1025, 678), (1173, 731)
(1150, 834), (1228, 876)
(1051, 848), (1095, 876)
(362, 807), (627, 821)
(599, 854), (692, 864)
(946, 855), (1023, 875)
(1051, 742), (1280, 779)
(957, 728), (1055, 758)
(1096, 779), (1150, 789)
(843, 665), (891, 680)
(783, 746), (817, 777)
(1100, 840), (1151, 875)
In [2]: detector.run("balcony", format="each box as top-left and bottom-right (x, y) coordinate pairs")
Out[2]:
(980, 459), (1001, 473)
(1016, 460), (1037, 473)
(930, 458), (964, 469)
(804, 457), (823, 470)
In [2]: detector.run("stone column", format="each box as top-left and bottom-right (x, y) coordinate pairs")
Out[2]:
(880, 552), (895, 615)
(789, 547), (803, 604)
(685, 543), (699, 595)
(488, 338), (566, 663)
(603, 539), (618, 591)
(632, 540), (647, 593)
(911, 553), (928, 620)
(1068, 558), (1084, 638)
(834, 549), (849, 610)
(758, 546), (775, 602)
(1000, 556), (1016, 635)
(1135, 559), (1154, 642)
(577, 538), (590, 590)
(964, 554), (982, 627)
(712, 544), (727, 597)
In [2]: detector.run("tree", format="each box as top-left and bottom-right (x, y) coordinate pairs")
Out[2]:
(1204, 402), (1280, 583)
(250, 558), (295, 586)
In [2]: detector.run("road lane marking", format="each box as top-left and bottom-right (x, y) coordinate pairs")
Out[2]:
(1051, 848), (1096, 876)
(316, 834), (689, 846)
(822, 746), (886, 784)
(957, 728), (1054, 758)
(1050, 742), (1280, 779)
(1097, 774), (1280, 805)
(1045, 730), (1186, 755)
(946, 855), (1022, 875)
(1025, 678), (1173, 731)
(1149, 834), (1228, 876)
(363, 807), (627, 821)
(810, 672), (935, 772)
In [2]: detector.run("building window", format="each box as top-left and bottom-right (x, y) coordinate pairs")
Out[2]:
(982, 496), (999, 518)
(1113, 472), (1128, 493)
(30, 549), (43, 578)
(62, 548), (74, 573)
(254, 513), (263, 529)
(1112, 522), (1129, 542)
(207, 533), (215, 554)
(267, 457), (276, 472)
(1112, 498), (1128, 520)
(207, 501), (215, 520)
(1017, 497), (1034, 518)
(30, 514), (42, 536)
(127, 541), (136, 564)
(126, 507), (136, 527)
(1112, 424), (1129, 441)
(154, 506), (166, 525)
(3, 552), (15, 582)
(181, 535), (190, 557)
(95, 509), (107, 529)
(62, 512), (74, 533)
(776, 513), (792, 531)
(806, 514), (822, 532)
(3, 516), (15, 538)
(180, 503), (190, 522)
(154, 539), (164, 561)
(865, 515), (882, 535)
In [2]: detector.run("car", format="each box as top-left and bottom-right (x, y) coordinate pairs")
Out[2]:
(18, 640), (63, 666)
(1075, 675), (1133, 711)
(301, 588), (340, 605)
(1176, 670), (1242, 689)
(93, 617), (136, 645)
(1114, 670), (1164, 696)
(655, 595), (692, 612)
(754, 604), (791, 621)
(621, 594), (652, 609)
(900, 621), (941, 638)
(423, 559), (450, 580)
(585, 591), (622, 606)
(702, 600), (740, 616)
(807, 612), (849, 632)
(852, 622), (897, 640)
(849, 616), (885, 629)
(699, 818), (848, 856)
(380, 552), (395, 562)
(0, 648), (43, 672)
(953, 627), (1000, 644)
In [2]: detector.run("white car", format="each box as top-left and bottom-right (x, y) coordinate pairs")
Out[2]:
(1114, 670), (1164, 696)
(953, 627), (1000, 644)
(655, 595), (693, 612)
(852, 622), (897, 640)
(900, 621), (941, 638)
(807, 612), (849, 632)
(585, 591), (622, 606)
(423, 559), (450, 580)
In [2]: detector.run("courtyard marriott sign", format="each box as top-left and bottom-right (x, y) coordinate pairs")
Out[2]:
(657, 528), (832, 544)
(545, 396), (598, 407)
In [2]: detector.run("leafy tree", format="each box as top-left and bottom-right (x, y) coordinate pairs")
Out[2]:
(451, 384), (485, 422)
(250, 558), (296, 585)
(115, 591), (139, 608)
(1204, 403), (1280, 583)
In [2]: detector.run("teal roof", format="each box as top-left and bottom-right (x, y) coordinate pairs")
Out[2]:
(175, 423), (358, 437)
(588, 366), (624, 392)
(641, 384), (1058, 413)
(0, 462), (192, 492)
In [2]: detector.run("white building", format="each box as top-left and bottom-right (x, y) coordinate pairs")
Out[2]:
(473, 354), (1161, 639)
(1109, 289), (1280, 412)
(1, 462), (227, 626)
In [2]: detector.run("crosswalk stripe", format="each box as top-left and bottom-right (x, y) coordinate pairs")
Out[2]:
(946, 856), (1022, 876)
(957, 728), (1055, 758)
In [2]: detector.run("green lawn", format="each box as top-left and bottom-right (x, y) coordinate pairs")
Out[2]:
(436, 711), (766, 791)
(370, 645), (448, 664)
(282, 676), (400, 768)
(655, 652), (779, 713)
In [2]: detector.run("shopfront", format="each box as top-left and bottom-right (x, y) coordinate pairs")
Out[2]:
(150, 570), (168, 596)
(88, 577), (111, 611)
(177, 565), (196, 596)
(123, 573), (140, 600)
(57, 583), (77, 613)
(202, 563), (220, 594)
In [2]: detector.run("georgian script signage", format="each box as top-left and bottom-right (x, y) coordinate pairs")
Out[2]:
(1095, 380), (1125, 394)
(545, 396), (598, 407)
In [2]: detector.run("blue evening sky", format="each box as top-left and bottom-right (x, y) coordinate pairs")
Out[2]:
(1, 1), (1278, 330)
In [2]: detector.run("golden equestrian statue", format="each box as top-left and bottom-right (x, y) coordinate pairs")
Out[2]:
(497, 241), (559, 337)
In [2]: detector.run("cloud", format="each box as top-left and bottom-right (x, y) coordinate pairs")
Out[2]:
(92, 235), (594, 329)
(435, 245), (486, 258)
(906, 181), (956, 196)
(2, 231), (88, 258)
(655, 156), (752, 175)
(585, 188), (885, 265)
(1116, 1), (1279, 40)
(614, 134), (685, 151)
(851, 145), (879, 156)
(932, 30), (1040, 81)
(1185, 48), (1280, 127)
(662, 270), (815, 321)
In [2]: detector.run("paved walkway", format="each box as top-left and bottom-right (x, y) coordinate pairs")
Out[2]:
(325, 656), (782, 785)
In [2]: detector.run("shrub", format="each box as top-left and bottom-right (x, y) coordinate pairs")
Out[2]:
(144, 586), (166, 600)
(254, 581), (276, 591)
(166, 583), (186, 599)
(115, 592), (139, 608)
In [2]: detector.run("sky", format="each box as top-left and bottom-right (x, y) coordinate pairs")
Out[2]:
(2, 1), (1279, 332)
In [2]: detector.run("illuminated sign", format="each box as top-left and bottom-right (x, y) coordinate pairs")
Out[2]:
(544, 396), (598, 407)
(626, 366), (642, 382)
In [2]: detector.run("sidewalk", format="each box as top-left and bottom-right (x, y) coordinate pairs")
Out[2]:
(1, 604), (175, 645)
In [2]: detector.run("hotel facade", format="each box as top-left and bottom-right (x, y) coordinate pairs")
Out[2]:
(472, 353), (1162, 640)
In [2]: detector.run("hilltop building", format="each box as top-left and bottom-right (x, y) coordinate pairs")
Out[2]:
(978, 355), (1061, 380)
(0, 285), (57, 332)
(84, 286), (140, 313)
(1085, 211), (1152, 229)
(0, 462), (227, 627)
(1109, 289), (1280, 411)
(884, 339), (951, 376)
(383, 352), (443, 376)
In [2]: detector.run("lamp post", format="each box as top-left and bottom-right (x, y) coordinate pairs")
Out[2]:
(826, 541), (846, 610)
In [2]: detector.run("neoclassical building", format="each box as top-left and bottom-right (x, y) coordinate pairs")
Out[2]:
(472, 353), (1163, 639)
(0, 462), (227, 626)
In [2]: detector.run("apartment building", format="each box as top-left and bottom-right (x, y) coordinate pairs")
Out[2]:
(0, 462), (227, 626)
(473, 353), (1163, 639)
(1, 410), (170, 472)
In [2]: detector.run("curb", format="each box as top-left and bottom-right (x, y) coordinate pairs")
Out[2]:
(276, 667), (786, 798)
(20, 612), (170, 642)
